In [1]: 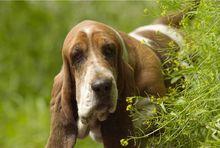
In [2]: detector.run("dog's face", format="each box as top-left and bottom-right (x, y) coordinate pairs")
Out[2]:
(62, 20), (124, 126)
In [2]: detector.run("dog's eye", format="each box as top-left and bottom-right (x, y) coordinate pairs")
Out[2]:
(71, 50), (84, 65)
(102, 43), (116, 59)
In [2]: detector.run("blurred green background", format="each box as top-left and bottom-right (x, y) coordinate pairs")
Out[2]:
(0, 1), (161, 148)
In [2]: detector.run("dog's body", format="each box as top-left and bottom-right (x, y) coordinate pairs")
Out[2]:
(46, 2), (199, 148)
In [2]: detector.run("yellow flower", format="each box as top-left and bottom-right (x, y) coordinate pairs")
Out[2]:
(126, 97), (133, 103)
(120, 139), (128, 147)
(168, 41), (175, 48)
(173, 67), (178, 71)
(140, 39), (146, 44)
(150, 96), (155, 102)
(126, 104), (133, 111)
(174, 60), (180, 66)
(161, 10), (167, 16)
(182, 84), (185, 88)
(143, 120), (150, 125)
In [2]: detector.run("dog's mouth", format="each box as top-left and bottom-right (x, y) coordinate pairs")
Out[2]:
(80, 100), (115, 124)
(77, 93), (117, 139)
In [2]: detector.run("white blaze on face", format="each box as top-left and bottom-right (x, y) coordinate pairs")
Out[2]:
(75, 26), (119, 138)
(77, 53), (118, 119)
(76, 53), (118, 138)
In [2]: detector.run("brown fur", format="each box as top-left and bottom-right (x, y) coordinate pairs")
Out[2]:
(46, 70), (78, 148)
(46, 1), (200, 147)
(136, 30), (180, 61)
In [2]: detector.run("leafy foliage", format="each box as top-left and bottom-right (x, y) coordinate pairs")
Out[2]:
(126, 0), (220, 147)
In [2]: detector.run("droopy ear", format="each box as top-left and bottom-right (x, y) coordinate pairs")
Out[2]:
(61, 55), (78, 122)
(117, 61), (136, 99)
(46, 56), (78, 148)
(117, 32), (137, 98)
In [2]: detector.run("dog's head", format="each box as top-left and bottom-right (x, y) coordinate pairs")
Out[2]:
(59, 20), (132, 138)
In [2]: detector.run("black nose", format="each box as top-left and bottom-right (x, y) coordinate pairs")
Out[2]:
(91, 78), (112, 94)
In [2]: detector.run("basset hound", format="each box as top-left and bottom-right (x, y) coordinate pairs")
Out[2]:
(46, 3), (199, 148)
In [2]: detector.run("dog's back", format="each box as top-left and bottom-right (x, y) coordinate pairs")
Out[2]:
(129, 0), (200, 61)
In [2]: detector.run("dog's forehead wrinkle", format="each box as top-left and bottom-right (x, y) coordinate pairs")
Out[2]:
(75, 21), (115, 39)
(82, 26), (104, 36)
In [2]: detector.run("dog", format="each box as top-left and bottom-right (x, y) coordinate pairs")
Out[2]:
(46, 2), (200, 148)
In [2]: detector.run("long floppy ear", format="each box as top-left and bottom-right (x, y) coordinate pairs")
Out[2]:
(61, 55), (78, 122)
(46, 56), (78, 148)
(117, 32), (137, 98)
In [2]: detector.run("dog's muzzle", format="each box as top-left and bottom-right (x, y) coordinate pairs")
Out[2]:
(77, 70), (118, 138)
(91, 77), (112, 97)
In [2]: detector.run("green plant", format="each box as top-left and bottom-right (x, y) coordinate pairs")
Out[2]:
(124, 0), (220, 147)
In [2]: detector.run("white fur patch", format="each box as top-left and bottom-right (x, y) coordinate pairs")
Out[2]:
(77, 66), (96, 118)
(129, 32), (153, 47)
(130, 24), (183, 48)
(83, 27), (93, 35)
(77, 119), (89, 139)
(89, 125), (102, 143)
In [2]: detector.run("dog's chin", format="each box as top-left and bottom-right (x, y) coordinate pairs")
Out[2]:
(80, 98), (116, 123)
(77, 96), (117, 139)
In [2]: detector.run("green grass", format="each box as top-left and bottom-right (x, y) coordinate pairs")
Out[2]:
(0, 1), (219, 148)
